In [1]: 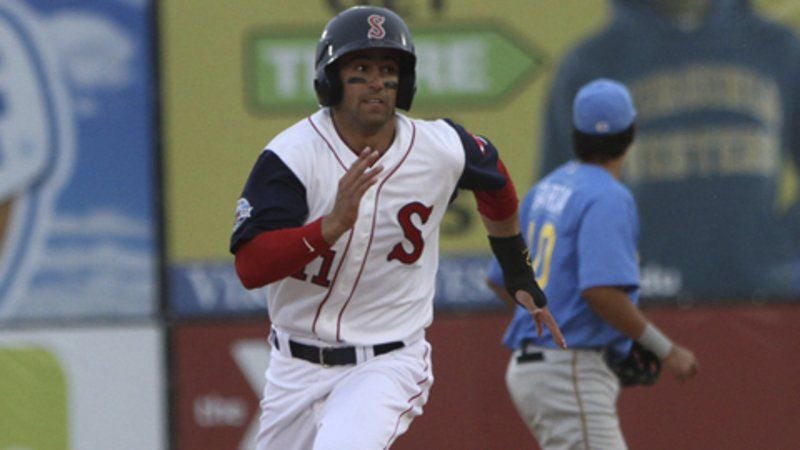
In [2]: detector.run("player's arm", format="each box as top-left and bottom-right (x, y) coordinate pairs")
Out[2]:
(233, 219), (330, 289)
(480, 207), (565, 349)
(577, 195), (696, 380)
(230, 150), (323, 289)
(486, 276), (517, 311)
(445, 120), (566, 347)
(231, 149), (382, 289)
(484, 189), (538, 312)
(583, 287), (698, 381)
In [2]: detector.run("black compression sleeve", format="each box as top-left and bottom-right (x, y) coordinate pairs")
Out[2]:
(488, 234), (548, 308)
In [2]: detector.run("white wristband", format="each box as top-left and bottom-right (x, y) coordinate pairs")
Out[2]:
(637, 323), (673, 359)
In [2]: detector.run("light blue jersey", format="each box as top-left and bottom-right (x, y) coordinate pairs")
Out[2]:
(489, 161), (640, 360)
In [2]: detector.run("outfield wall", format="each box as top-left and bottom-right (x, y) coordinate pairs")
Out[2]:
(2, 1), (799, 449)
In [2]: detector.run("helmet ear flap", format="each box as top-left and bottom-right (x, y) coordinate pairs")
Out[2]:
(396, 67), (416, 110)
(314, 39), (333, 107)
(314, 63), (342, 107)
(313, 71), (332, 107)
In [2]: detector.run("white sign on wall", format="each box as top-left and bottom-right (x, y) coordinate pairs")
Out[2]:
(0, 324), (166, 450)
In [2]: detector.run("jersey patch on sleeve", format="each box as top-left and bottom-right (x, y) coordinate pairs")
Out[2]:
(229, 150), (309, 254)
(469, 133), (488, 154)
(233, 197), (253, 232)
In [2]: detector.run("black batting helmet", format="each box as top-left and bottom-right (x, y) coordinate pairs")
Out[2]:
(313, 6), (417, 110)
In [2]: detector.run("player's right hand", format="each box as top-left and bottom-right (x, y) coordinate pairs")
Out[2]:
(662, 344), (698, 382)
(322, 147), (383, 244)
(514, 290), (567, 349)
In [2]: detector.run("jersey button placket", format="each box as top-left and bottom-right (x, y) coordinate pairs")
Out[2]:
(353, 188), (376, 254)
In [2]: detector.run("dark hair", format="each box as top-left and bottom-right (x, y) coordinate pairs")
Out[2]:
(571, 125), (635, 163)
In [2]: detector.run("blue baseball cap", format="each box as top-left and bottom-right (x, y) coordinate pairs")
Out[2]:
(572, 78), (636, 135)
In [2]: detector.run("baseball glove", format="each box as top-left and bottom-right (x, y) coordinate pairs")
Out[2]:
(606, 342), (661, 387)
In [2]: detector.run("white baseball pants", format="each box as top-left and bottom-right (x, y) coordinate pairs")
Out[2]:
(505, 345), (626, 450)
(256, 331), (433, 450)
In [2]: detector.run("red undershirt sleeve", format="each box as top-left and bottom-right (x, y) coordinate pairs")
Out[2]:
(473, 159), (519, 221)
(234, 217), (331, 289)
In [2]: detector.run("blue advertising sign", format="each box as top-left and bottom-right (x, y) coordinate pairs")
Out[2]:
(0, 0), (157, 320)
(170, 255), (502, 318)
(170, 262), (267, 317)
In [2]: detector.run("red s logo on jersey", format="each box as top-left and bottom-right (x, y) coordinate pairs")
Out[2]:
(388, 202), (433, 264)
(367, 14), (386, 39)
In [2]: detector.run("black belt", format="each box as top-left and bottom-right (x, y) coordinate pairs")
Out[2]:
(516, 342), (604, 364)
(517, 350), (544, 364)
(273, 336), (404, 366)
(517, 341), (544, 364)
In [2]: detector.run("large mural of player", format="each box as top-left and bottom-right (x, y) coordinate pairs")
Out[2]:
(0, 0), (157, 320)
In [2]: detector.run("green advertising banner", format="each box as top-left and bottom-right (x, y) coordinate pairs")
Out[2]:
(162, 0), (800, 312)
(244, 25), (545, 112)
(162, 0), (608, 262)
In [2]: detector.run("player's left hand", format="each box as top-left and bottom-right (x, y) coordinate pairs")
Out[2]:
(515, 290), (567, 349)
(662, 344), (699, 383)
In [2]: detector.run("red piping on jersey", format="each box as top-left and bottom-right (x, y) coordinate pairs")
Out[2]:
(308, 116), (353, 340)
(310, 231), (354, 338)
(335, 121), (417, 341)
(308, 114), (394, 168)
(473, 158), (519, 221)
(308, 115), (348, 171)
(307, 114), (357, 339)
(384, 344), (431, 449)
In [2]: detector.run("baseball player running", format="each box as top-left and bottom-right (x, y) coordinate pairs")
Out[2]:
(488, 79), (698, 449)
(230, 6), (565, 450)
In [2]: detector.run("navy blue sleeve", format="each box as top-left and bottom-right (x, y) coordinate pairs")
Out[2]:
(229, 150), (308, 253)
(444, 119), (506, 191)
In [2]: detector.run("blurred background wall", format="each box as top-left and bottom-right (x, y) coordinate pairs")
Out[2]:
(0, 1), (163, 449)
(1, 0), (799, 449)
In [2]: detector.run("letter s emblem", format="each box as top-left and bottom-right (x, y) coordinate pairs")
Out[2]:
(387, 202), (433, 264)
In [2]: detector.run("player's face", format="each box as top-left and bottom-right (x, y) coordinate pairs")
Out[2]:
(334, 49), (400, 133)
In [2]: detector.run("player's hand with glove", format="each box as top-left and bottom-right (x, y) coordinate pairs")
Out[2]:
(489, 234), (567, 349)
(608, 340), (697, 387)
(635, 322), (699, 383)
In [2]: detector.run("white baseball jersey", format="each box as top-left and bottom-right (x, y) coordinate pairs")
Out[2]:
(231, 108), (506, 345)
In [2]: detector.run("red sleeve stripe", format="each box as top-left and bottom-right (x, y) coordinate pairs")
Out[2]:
(473, 159), (519, 221)
(234, 217), (330, 289)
